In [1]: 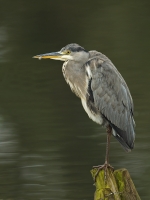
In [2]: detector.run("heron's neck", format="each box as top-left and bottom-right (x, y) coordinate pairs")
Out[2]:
(62, 60), (87, 99)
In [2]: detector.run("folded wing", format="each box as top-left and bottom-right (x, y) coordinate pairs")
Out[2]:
(85, 57), (135, 151)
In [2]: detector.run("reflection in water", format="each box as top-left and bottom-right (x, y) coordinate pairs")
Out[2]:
(0, 115), (68, 200)
(20, 152), (67, 200)
(0, 27), (9, 63)
(0, 116), (18, 198)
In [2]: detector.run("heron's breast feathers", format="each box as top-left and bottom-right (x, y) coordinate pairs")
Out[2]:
(62, 61), (87, 99)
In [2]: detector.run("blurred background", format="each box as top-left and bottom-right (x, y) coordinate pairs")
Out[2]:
(0, 1), (150, 199)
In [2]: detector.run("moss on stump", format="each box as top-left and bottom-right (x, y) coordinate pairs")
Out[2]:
(91, 168), (141, 200)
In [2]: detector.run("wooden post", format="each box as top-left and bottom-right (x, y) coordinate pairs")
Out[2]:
(91, 168), (141, 200)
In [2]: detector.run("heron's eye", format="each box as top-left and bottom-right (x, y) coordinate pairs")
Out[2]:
(66, 50), (71, 55)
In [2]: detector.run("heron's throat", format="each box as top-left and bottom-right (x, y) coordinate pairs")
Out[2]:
(62, 60), (87, 99)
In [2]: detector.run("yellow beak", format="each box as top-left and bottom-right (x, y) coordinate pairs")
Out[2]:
(33, 52), (62, 60)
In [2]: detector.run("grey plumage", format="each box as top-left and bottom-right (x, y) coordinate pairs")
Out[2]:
(85, 55), (135, 151)
(33, 43), (135, 152)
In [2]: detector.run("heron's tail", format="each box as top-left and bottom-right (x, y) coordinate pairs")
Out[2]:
(110, 123), (135, 152)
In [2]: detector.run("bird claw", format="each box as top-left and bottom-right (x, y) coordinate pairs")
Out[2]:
(93, 163), (114, 182)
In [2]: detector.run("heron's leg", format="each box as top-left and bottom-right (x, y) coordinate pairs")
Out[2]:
(93, 125), (114, 181)
(105, 125), (112, 165)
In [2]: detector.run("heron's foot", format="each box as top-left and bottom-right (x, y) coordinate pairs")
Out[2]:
(92, 162), (114, 182)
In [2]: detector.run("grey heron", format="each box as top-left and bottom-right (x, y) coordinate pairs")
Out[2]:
(33, 43), (135, 173)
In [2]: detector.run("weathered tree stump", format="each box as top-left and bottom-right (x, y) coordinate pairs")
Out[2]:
(91, 168), (141, 200)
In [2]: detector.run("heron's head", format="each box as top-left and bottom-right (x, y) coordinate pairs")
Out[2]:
(33, 43), (89, 63)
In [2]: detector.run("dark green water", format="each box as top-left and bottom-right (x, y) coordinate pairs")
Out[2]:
(0, 1), (150, 199)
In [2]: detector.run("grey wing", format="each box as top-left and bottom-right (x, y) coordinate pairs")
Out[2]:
(85, 57), (135, 151)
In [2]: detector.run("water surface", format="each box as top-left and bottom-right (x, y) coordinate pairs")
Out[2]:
(0, 1), (150, 199)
